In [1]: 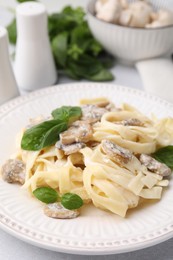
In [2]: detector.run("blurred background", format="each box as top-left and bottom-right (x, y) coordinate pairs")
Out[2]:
(0, 0), (144, 91)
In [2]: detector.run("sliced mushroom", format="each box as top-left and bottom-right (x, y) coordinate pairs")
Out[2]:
(145, 20), (163, 28)
(146, 10), (173, 28)
(95, 0), (103, 13)
(87, 141), (100, 148)
(101, 140), (133, 164)
(81, 105), (108, 123)
(60, 121), (93, 145)
(56, 141), (86, 155)
(150, 12), (159, 22)
(119, 1), (152, 28)
(1, 159), (25, 184)
(105, 102), (119, 112)
(96, 0), (122, 23)
(119, 9), (132, 26)
(139, 154), (171, 177)
(44, 202), (79, 219)
(120, 0), (128, 9)
(115, 118), (144, 126)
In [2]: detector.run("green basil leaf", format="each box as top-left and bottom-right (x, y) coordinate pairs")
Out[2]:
(66, 55), (114, 81)
(64, 67), (81, 80)
(152, 145), (173, 170)
(88, 39), (103, 56)
(62, 6), (85, 25)
(40, 121), (68, 148)
(52, 32), (68, 67)
(98, 54), (115, 69)
(67, 43), (84, 60)
(33, 187), (58, 204)
(87, 68), (114, 81)
(48, 7), (85, 41)
(68, 54), (103, 76)
(51, 106), (82, 124)
(7, 19), (17, 45)
(17, 0), (36, 2)
(21, 119), (67, 151)
(21, 106), (82, 151)
(70, 22), (102, 57)
(61, 193), (83, 210)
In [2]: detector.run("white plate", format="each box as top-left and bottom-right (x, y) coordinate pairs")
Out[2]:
(1, 83), (173, 255)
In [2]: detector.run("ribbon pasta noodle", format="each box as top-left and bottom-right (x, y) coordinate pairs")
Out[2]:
(1, 97), (173, 218)
(93, 107), (158, 154)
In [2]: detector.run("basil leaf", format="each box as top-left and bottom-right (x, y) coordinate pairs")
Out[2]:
(21, 106), (82, 151)
(21, 119), (67, 151)
(51, 106), (82, 124)
(67, 43), (84, 60)
(62, 6), (85, 24)
(7, 19), (17, 45)
(52, 32), (68, 67)
(98, 54), (115, 69)
(153, 145), (173, 170)
(68, 54), (103, 77)
(40, 121), (68, 148)
(33, 187), (58, 204)
(66, 52), (114, 81)
(17, 0), (36, 2)
(48, 7), (85, 41)
(61, 193), (83, 210)
(70, 22), (102, 57)
(87, 68), (114, 81)
(65, 67), (81, 80)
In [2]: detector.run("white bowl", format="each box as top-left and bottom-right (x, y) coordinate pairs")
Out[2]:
(87, 0), (173, 64)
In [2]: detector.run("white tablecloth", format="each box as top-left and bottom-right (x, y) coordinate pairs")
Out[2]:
(0, 0), (173, 259)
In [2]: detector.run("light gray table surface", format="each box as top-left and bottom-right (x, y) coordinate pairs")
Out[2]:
(0, 0), (173, 259)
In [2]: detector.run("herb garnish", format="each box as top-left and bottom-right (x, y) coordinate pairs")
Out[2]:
(17, 0), (36, 2)
(21, 119), (67, 151)
(51, 106), (82, 124)
(21, 106), (82, 151)
(153, 145), (173, 170)
(33, 187), (83, 210)
(61, 193), (83, 210)
(33, 187), (59, 204)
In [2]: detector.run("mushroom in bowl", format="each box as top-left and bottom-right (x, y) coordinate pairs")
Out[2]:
(87, 0), (173, 63)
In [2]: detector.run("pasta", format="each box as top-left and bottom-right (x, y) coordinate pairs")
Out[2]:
(1, 97), (173, 218)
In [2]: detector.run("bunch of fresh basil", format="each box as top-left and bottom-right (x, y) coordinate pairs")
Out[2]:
(7, 1), (114, 81)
